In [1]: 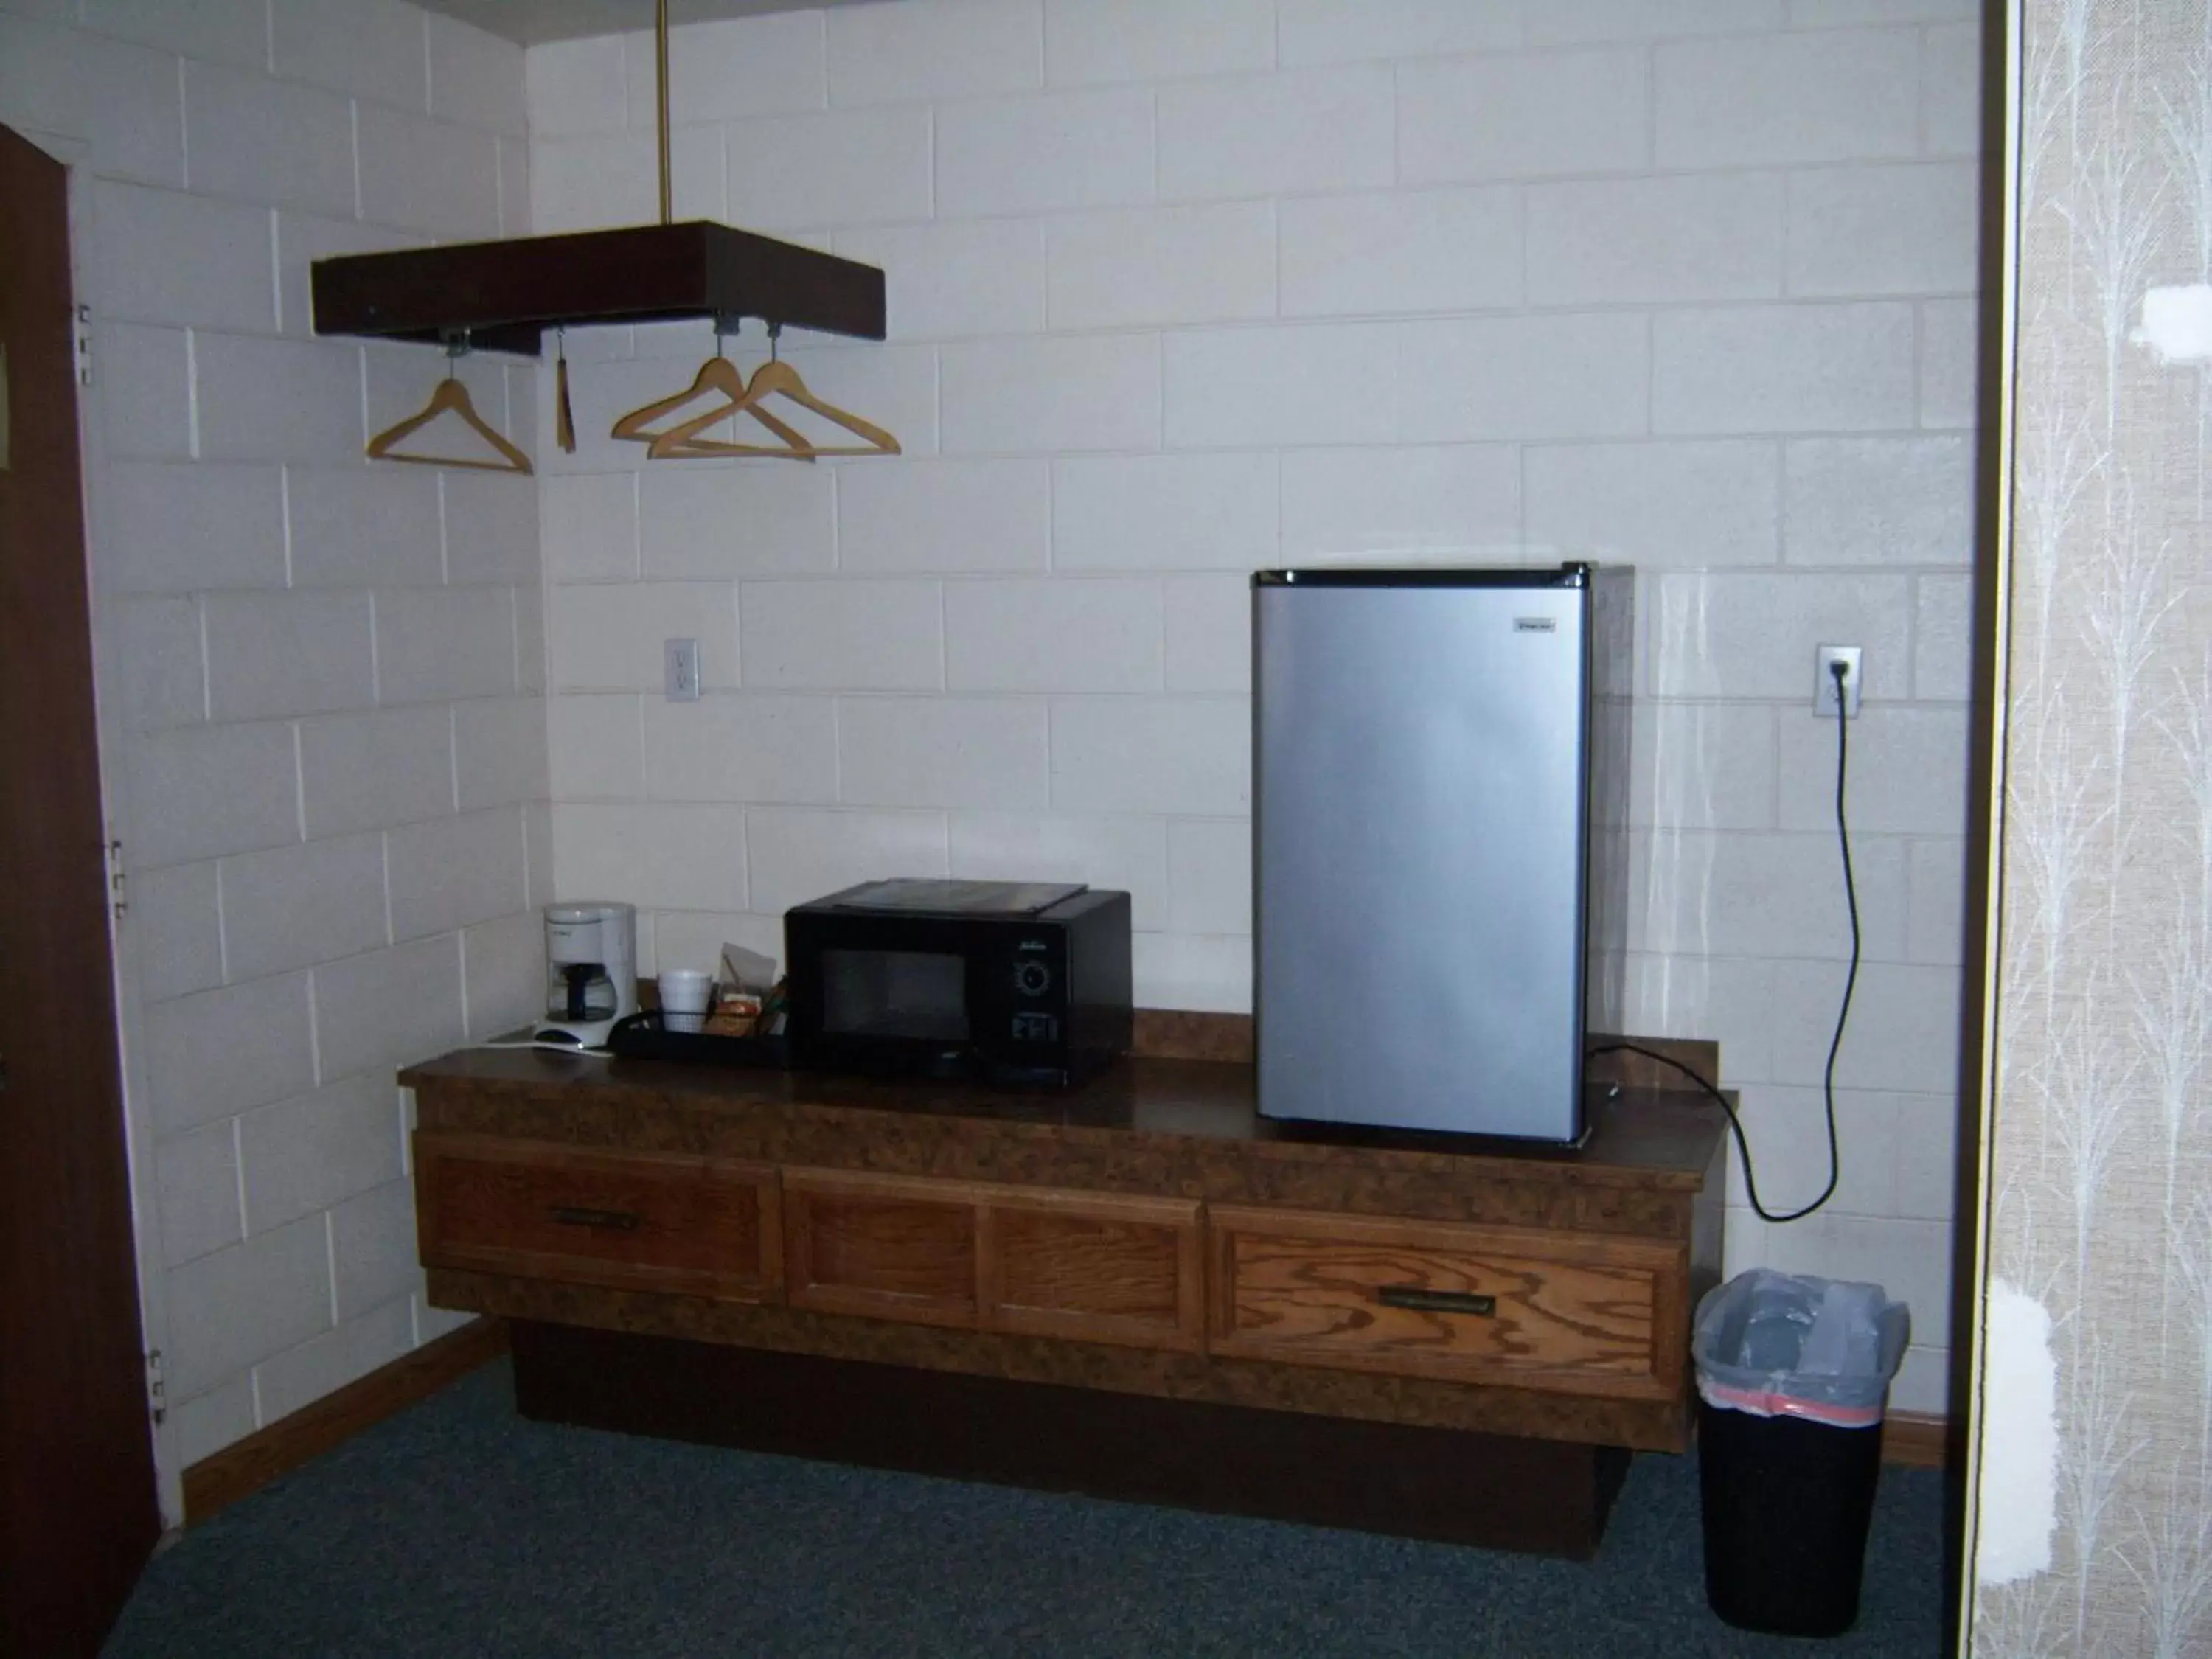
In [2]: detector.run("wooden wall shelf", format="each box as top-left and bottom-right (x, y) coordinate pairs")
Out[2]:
(311, 221), (888, 358)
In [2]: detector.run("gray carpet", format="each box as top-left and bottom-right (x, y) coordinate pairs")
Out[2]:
(105, 1360), (1944, 1658)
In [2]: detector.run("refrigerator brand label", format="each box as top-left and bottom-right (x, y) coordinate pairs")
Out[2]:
(1514, 616), (1558, 633)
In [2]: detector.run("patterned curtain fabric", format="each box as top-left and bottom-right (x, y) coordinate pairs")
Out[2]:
(1975, 1), (2212, 1653)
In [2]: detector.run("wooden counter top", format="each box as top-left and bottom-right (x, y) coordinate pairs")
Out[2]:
(400, 1046), (1726, 1194)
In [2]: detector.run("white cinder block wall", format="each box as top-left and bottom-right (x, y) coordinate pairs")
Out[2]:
(529, 0), (1979, 1414)
(0, 0), (548, 1475)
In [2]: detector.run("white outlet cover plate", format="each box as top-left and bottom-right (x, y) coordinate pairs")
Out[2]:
(1815, 645), (1863, 717)
(664, 637), (701, 703)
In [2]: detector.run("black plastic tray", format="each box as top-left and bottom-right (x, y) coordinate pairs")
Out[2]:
(605, 1010), (792, 1069)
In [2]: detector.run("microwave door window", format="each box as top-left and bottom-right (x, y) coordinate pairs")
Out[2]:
(821, 949), (969, 1042)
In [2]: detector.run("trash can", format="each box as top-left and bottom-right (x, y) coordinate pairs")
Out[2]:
(1692, 1268), (1910, 1638)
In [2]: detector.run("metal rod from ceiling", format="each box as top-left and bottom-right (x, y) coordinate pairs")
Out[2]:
(656, 0), (672, 225)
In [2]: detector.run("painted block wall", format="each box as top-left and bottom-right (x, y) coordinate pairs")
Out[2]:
(528, 0), (1980, 1414)
(0, 0), (548, 1474)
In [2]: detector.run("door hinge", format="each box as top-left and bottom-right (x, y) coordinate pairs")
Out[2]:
(74, 305), (91, 388)
(105, 839), (126, 919)
(146, 1349), (167, 1425)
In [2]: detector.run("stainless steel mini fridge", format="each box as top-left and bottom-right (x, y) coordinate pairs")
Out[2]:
(1253, 564), (1632, 1141)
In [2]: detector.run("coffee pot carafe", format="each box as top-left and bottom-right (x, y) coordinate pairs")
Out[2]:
(536, 902), (638, 1047)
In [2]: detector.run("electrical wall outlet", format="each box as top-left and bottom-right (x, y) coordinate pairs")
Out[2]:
(1814, 645), (1863, 718)
(664, 637), (700, 703)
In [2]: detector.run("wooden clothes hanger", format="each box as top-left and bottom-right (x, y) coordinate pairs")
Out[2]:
(611, 320), (817, 461)
(646, 327), (901, 460)
(555, 326), (577, 455)
(366, 336), (533, 475)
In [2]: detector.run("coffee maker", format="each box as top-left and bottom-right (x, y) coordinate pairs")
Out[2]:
(535, 902), (638, 1048)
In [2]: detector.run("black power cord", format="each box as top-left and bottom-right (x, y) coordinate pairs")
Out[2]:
(1590, 658), (1859, 1225)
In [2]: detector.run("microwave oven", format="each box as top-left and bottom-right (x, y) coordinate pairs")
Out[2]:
(784, 879), (1133, 1088)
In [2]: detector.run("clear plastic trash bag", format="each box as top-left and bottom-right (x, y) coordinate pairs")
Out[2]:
(1692, 1268), (1910, 1428)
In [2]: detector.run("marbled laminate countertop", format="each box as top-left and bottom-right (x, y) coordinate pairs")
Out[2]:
(402, 1045), (1727, 1197)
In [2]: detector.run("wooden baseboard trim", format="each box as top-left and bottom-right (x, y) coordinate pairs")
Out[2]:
(181, 1317), (508, 1525)
(1882, 1409), (1947, 1469)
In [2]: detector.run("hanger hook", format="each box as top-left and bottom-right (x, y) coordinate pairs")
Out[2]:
(767, 321), (782, 364)
(440, 328), (473, 381)
(714, 313), (740, 361)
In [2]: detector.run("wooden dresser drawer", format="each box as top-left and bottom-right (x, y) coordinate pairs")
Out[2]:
(783, 1169), (1203, 1352)
(1207, 1206), (1684, 1400)
(414, 1132), (782, 1303)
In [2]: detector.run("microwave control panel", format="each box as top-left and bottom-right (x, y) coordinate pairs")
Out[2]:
(1010, 944), (1057, 1041)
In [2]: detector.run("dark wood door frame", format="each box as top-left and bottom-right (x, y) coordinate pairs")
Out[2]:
(0, 121), (162, 1656)
(47, 136), (187, 1532)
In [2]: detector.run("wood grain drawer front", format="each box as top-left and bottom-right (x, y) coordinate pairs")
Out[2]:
(782, 1170), (1204, 1351)
(783, 1170), (980, 1329)
(981, 1189), (1203, 1353)
(1208, 1207), (1683, 1401)
(414, 1133), (782, 1303)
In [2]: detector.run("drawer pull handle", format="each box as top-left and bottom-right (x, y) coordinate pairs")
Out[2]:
(549, 1205), (641, 1231)
(1377, 1285), (1495, 1317)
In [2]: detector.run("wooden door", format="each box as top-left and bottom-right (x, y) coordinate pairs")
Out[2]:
(0, 122), (161, 1657)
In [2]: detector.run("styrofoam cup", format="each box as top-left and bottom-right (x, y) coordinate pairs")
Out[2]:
(658, 970), (712, 1033)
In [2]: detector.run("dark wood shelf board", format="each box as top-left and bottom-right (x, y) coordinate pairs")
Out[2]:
(311, 221), (886, 358)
